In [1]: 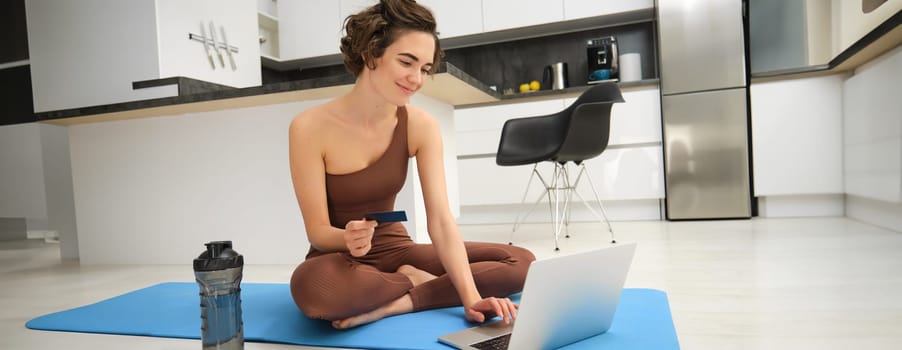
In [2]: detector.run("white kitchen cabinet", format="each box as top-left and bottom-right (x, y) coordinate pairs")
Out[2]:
(577, 146), (665, 201)
(257, 0), (277, 17)
(26, 0), (261, 113)
(456, 99), (566, 156)
(563, 0), (654, 20)
(457, 86), (662, 157)
(155, 1), (260, 86)
(750, 75), (844, 197)
(278, 0), (342, 60)
(257, 1), (279, 59)
(457, 145), (664, 206)
(277, 0), (403, 61)
(564, 87), (662, 146)
(419, 0), (484, 39)
(482, 0), (564, 33)
(458, 158), (544, 206)
(275, 0), (651, 61)
(340, 0), (374, 21)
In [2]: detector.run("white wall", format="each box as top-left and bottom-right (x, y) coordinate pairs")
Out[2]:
(25, 0), (177, 112)
(0, 124), (48, 229)
(0, 123), (78, 257)
(68, 95), (458, 264)
(69, 101), (312, 265)
(842, 45), (902, 233)
(156, 0), (262, 88)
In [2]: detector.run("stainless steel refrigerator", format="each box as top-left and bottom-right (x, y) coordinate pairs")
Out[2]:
(656, 0), (752, 220)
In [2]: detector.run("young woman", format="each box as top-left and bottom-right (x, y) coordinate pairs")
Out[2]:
(288, 0), (535, 329)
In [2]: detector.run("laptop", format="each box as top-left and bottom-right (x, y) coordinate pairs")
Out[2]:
(438, 243), (636, 350)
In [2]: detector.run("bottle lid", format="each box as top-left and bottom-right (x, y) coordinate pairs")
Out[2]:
(193, 240), (244, 271)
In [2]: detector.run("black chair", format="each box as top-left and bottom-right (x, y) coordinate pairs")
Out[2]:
(496, 82), (624, 250)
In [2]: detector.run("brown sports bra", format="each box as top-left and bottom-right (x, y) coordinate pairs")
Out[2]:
(307, 106), (412, 258)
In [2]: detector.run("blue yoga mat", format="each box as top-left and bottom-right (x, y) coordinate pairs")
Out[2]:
(27, 282), (679, 350)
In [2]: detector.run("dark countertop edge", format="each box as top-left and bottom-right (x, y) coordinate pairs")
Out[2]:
(441, 63), (502, 99)
(132, 76), (237, 93)
(35, 95), (181, 121)
(455, 79), (660, 109)
(33, 76), (658, 121)
(34, 62), (486, 122)
(132, 77), (183, 89)
(35, 72), (356, 122)
(751, 10), (900, 79)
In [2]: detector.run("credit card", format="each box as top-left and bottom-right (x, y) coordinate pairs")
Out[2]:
(364, 210), (407, 223)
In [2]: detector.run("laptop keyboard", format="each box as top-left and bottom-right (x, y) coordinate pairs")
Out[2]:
(470, 333), (512, 350)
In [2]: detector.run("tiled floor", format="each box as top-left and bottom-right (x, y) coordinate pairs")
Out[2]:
(2, 217), (901, 349)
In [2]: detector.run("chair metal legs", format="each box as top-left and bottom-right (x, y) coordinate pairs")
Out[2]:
(569, 163), (616, 244)
(509, 162), (616, 251)
(508, 164), (549, 244)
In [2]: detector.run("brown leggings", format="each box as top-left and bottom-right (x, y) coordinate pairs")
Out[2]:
(289, 241), (536, 321)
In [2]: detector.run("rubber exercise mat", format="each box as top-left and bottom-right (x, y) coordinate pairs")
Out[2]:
(27, 282), (679, 349)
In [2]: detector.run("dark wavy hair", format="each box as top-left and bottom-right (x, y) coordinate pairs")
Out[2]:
(340, 0), (444, 76)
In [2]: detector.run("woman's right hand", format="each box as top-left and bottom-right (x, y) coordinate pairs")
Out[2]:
(344, 219), (377, 257)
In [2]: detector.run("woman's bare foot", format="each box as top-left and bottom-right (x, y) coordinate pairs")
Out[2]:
(397, 264), (437, 287)
(332, 294), (414, 329)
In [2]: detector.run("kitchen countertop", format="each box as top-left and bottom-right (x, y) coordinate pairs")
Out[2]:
(37, 61), (659, 126)
(457, 78), (661, 109)
(38, 62), (502, 126)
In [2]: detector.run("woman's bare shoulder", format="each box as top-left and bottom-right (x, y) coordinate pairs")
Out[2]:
(289, 102), (339, 137)
(290, 104), (323, 129)
(405, 104), (441, 155)
(404, 104), (438, 131)
(288, 103), (342, 161)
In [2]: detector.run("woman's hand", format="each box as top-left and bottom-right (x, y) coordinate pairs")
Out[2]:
(465, 297), (519, 324)
(344, 219), (377, 257)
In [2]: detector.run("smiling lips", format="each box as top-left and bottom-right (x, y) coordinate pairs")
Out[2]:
(398, 83), (416, 95)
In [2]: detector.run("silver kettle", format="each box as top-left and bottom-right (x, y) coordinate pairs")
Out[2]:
(543, 62), (569, 90)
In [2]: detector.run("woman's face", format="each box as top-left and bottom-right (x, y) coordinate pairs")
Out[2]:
(367, 30), (436, 106)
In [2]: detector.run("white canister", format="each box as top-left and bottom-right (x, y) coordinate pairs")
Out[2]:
(619, 53), (642, 82)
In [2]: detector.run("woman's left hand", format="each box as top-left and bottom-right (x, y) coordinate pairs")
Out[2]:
(465, 297), (519, 324)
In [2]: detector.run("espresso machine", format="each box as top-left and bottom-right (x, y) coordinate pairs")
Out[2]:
(586, 36), (619, 84)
